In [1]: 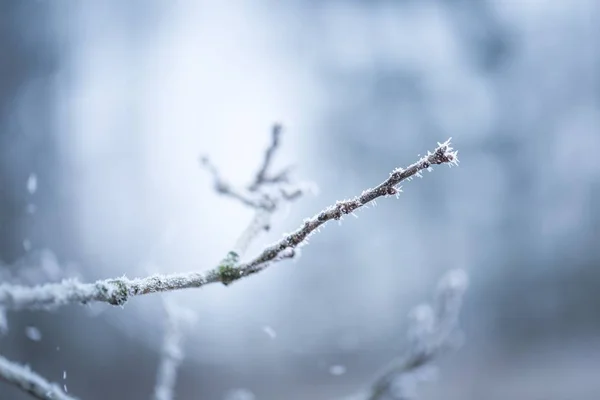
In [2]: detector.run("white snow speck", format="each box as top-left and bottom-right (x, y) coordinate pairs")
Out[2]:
(0, 309), (7, 335)
(22, 239), (32, 252)
(27, 174), (37, 194)
(329, 365), (346, 376)
(25, 326), (42, 341)
(224, 388), (255, 400)
(63, 370), (67, 379)
(262, 326), (276, 339)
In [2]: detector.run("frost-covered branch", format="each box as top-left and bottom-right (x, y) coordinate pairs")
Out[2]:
(238, 139), (458, 276)
(0, 139), (457, 311)
(366, 269), (469, 400)
(152, 301), (196, 400)
(0, 354), (77, 400)
(0, 250), (75, 334)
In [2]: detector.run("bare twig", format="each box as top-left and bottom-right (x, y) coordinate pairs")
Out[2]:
(247, 123), (290, 191)
(152, 301), (196, 400)
(0, 139), (457, 311)
(367, 269), (469, 400)
(233, 210), (272, 256)
(200, 156), (274, 211)
(0, 354), (77, 400)
(200, 124), (308, 212)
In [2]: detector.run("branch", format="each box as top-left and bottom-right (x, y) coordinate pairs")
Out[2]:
(232, 210), (272, 256)
(200, 155), (273, 211)
(238, 138), (458, 275)
(200, 124), (303, 212)
(0, 354), (77, 400)
(152, 301), (196, 400)
(0, 139), (457, 310)
(247, 123), (291, 191)
(366, 269), (469, 400)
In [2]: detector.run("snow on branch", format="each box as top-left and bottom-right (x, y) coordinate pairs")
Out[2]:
(0, 354), (77, 400)
(0, 139), (457, 311)
(152, 300), (196, 400)
(366, 269), (469, 400)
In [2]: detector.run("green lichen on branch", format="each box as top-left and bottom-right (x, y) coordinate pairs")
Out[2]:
(95, 279), (129, 306)
(218, 265), (241, 286)
(218, 251), (241, 286)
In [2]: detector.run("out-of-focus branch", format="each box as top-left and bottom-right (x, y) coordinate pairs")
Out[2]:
(0, 249), (76, 334)
(152, 301), (196, 400)
(200, 155), (274, 211)
(366, 269), (469, 400)
(233, 210), (271, 256)
(200, 124), (306, 212)
(0, 139), (457, 310)
(247, 123), (291, 191)
(0, 354), (77, 400)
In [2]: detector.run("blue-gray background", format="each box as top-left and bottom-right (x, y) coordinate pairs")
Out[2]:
(1, 1), (599, 399)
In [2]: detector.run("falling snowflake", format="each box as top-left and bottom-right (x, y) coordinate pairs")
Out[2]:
(329, 365), (346, 376)
(27, 174), (37, 194)
(262, 326), (277, 339)
(25, 326), (42, 341)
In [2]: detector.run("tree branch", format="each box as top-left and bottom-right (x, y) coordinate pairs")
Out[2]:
(366, 269), (469, 400)
(247, 123), (291, 191)
(0, 354), (77, 400)
(152, 301), (196, 400)
(200, 124), (304, 212)
(0, 139), (457, 311)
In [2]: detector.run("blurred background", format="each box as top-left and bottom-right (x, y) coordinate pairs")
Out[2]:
(1, 0), (599, 399)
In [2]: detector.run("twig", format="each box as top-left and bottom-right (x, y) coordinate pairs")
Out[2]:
(232, 210), (272, 256)
(200, 156), (274, 211)
(200, 124), (307, 212)
(367, 269), (469, 400)
(152, 301), (196, 400)
(247, 123), (290, 191)
(238, 138), (457, 275)
(0, 354), (77, 400)
(0, 139), (457, 310)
